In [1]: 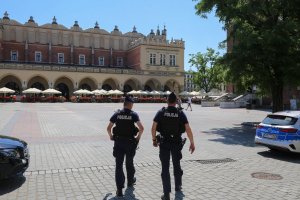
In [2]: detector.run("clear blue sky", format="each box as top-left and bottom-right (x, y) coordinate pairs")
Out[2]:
(0, 0), (226, 70)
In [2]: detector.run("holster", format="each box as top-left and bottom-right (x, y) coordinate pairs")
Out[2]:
(180, 138), (187, 150)
(156, 134), (163, 144)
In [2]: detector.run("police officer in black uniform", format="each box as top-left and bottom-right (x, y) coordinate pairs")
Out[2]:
(107, 96), (144, 197)
(152, 92), (195, 200)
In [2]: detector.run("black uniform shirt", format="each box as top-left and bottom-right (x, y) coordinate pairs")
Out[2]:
(154, 106), (188, 124)
(110, 108), (140, 123)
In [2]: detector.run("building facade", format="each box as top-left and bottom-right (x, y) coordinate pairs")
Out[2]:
(0, 12), (185, 99)
(184, 72), (197, 92)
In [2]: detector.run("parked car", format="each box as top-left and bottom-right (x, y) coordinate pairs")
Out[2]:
(0, 135), (29, 179)
(255, 111), (300, 153)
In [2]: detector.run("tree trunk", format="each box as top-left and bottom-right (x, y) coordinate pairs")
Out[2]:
(271, 83), (284, 113)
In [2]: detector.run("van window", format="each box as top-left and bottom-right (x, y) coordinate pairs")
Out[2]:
(262, 115), (298, 126)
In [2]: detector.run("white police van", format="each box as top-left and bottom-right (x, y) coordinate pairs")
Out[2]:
(255, 111), (300, 153)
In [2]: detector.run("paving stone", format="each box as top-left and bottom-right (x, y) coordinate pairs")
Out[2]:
(0, 103), (299, 199)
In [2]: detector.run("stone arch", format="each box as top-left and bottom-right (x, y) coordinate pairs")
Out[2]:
(78, 77), (97, 91)
(54, 76), (74, 100)
(27, 75), (48, 90)
(144, 78), (161, 91)
(123, 78), (140, 92)
(0, 74), (22, 95)
(102, 78), (119, 91)
(164, 79), (181, 93)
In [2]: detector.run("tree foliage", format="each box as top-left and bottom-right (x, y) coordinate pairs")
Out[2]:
(194, 0), (300, 112)
(189, 48), (225, 93)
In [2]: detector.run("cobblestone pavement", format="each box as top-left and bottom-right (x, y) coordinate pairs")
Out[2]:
(0, 102), (300, 200)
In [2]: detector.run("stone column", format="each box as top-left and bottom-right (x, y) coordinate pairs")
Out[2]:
(22, 80), (27, 90)
(74, 81), (78, 90)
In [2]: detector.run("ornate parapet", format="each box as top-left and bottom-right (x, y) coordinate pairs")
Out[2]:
(129, 37), (185, 49)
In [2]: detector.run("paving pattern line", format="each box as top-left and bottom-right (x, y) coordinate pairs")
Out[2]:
(24, 158), (237, 176)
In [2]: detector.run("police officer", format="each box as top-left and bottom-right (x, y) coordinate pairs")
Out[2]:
(107, 96), (144, 197)
(151, 92), (195, 200)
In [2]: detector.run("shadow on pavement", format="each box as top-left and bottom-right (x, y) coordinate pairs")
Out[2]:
(103, 187), (139, 200)
(0, 176), (26, 195)
(257, 150), (300, 164)
(204, 125), (257, 147)
(124, 187), (139, 200)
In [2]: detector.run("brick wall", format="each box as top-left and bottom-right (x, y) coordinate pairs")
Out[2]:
(1, 41), (136, 68)
(112, 50), (127, 67)
(127, 47), (141, 70)
(28, 44), (49, 63)
(2, 42), (25, 62)
(73, 48), (91, 65)
(52, 46), (71, 64)
(94, 49), (110, 66)
(0, 41), (3, 61)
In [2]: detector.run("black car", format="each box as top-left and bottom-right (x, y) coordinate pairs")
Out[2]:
(0, 135), (29, 179)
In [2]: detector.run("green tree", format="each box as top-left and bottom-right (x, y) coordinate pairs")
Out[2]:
(189, 48), (224, 93)
(194, 0), (300, 112)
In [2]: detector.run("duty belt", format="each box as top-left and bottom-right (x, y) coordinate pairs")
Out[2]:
(161, 133), (181, 140)
(113, 135), (134, 140)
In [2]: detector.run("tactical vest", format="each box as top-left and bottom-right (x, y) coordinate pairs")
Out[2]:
(157, 107), (185, 137)
(113, 109), (138, 138)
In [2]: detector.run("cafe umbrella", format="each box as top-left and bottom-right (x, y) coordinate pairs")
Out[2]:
(0, 87), (15, 94)
(0, 87), (15, 102)
(22, 88), (42, 102)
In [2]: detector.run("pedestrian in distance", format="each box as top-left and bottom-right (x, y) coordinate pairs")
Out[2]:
(107, 96), (144, 198)
(186, 96), (192, 111)
(151, 92), (195, 200)
(177, 97), (183, 111)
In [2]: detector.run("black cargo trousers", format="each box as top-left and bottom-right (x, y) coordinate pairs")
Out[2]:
(113, 138), (137, 190)
(159, 137), (183, 194)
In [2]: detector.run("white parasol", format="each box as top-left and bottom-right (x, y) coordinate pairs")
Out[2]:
(108, 89), (124, 95)
(74, 89), (93, 95)
(92, 89), (108, 95)
(42, 88), (62, 95)
(179, 91), (190, 96)
(127, 90), (137, 95)
(0, 87), (15, 94)
(149, 90), (161, 96)
(190, 91), (201, 96)
(163, 91), (172, 95)
(23, 88), (42, 94)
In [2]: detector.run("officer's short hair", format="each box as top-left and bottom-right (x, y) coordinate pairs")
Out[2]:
(167, 92), (177, 104)
(124, 96), (134, 106)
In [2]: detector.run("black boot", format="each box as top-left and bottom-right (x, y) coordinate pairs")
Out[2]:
(161, 193), (170, 200)
(127, 177), (136, 187)
(175, 185), (182, 192)
(116, 189), (123, 197)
